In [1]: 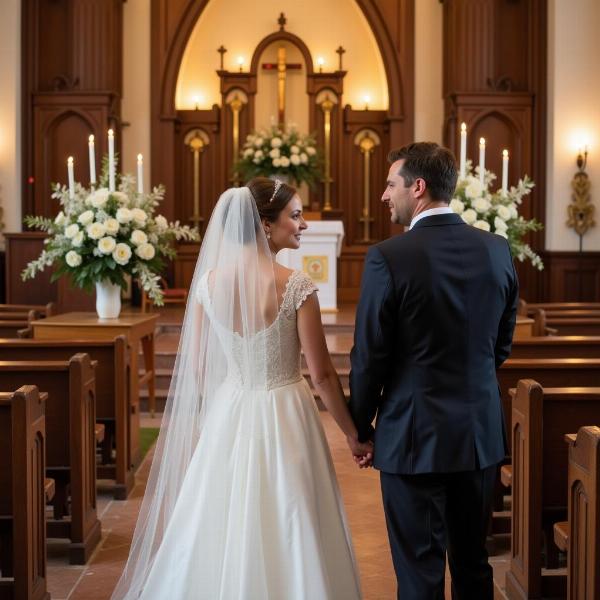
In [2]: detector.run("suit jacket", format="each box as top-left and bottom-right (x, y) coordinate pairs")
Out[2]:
(349, 212), (518, 474)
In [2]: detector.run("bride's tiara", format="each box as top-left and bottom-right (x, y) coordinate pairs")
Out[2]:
(270, 179), (282, 203)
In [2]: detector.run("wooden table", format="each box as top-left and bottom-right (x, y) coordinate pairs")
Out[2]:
(31, 313), (160, 472)
(514, 315), (534, 340)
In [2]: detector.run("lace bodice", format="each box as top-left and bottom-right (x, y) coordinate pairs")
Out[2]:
(197, 270), (317, 390)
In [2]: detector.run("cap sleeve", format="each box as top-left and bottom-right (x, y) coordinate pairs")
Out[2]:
(292, 271), (318, 310)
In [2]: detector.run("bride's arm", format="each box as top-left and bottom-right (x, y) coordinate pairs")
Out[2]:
(297, 293), (372, 459)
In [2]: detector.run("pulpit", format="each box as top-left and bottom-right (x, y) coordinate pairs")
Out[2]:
(278, 220), (344, 311)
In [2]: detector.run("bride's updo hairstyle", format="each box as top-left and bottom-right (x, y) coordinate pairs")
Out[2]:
(247, 177), (297, 223)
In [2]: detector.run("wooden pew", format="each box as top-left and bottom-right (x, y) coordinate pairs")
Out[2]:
(0, 386), (49, 600)
(0, 355), (101, 564)
(553, 426), (600, 600)
(497, 359), (600, 451)
(0, 302), (56, 319)
(0, 310), (39, 338)
(510, 335), (600, 359)
(0, 336), (133, 499)
(520, 301), (600, 313)
(545, 318), (600, 336)
(505, 381), (600, 600)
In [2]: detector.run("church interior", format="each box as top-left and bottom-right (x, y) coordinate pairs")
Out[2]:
(0, 0), (599, 598)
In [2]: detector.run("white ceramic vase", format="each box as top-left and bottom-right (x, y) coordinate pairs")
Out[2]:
(95, 280), (121, 319)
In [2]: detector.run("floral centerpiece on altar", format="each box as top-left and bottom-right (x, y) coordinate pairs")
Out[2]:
(22, 157), (199, 315)
(450, 161), (544, 270)
(235, 124), (322, 186)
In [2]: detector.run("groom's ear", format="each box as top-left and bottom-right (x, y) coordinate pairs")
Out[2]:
(413, 177), (427, 198)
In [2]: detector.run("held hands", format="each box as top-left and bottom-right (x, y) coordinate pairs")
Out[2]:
(346, 435), (374, 469)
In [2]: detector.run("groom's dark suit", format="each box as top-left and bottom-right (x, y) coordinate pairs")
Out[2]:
(349, 212), (518, 599)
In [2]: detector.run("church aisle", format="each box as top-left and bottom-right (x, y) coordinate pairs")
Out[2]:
(47, 411), (509, 599)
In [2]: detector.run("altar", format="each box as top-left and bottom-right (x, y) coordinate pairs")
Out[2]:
(277, 220), (344, 312)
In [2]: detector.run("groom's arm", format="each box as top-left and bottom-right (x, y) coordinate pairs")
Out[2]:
(349, 245), (395, 443)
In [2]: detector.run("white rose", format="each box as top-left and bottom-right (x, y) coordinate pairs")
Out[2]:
(272, 158), (282, 167)
(130, 229), (148, 246)
(269, 148), (281, 159)
(290, 154), (301, 166)
(473, 219), (491, 232)
(65, 223), (80, 239)
(98, 236), (116, 254)
(112, 243), (132, 266)
(254, 150), (264, 159)
(131, 208), (148, 226)
(290, 145), (300, 154)
(465, 178), (484, 199)
(495, 229), (508, 239)
(135, 242), (156, 260)
(112, 191), (129, 205)
(279, 156), (290, 168)
(90, 189), (110, 208)
(494, 216), (508, 231)
(65, 250), (82, 267)
(472, 197), (491, 213)
(78, 210), (95, 226)
(508, 203), (518, 219)
(306, 147), (316, 156)
(104, 218), (120, 236)
(154, 215), (168, 231)
(300, 153), (308, 164)
(449, 198), (464, 214)
(244, 148), (254, 158)
(270, 137), (282, 148)
(496, 204), (511, 221)
(116, 207), (133, 224)
(54, 211), (67, 226)
(254, 137), (264, 147)
(86, 222), (106, 240)
(71, 231), (85, 247)
(461, 209), (477, 225)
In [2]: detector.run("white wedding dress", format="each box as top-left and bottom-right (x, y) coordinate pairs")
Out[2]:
(137, 269), (362, 600)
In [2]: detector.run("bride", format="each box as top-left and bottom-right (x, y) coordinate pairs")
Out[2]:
(111, 178), (373, 599)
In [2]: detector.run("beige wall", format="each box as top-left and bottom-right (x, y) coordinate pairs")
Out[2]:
(546, 0), (600, 251)
(175, 0), (389, 120)
(0, 0), (21, 241)
(414, 0), (444, 145)
(122, 0), (151, 191)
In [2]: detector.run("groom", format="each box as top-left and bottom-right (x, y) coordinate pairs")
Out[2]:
(348, 142), (518, 599)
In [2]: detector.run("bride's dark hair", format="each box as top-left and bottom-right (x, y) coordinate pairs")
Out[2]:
(247, 177), (297, 222)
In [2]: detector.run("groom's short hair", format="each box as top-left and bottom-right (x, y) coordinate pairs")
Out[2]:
(388, 142), (458, 203)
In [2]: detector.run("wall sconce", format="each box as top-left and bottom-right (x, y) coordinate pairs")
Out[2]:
(192, 94), (202, 110)
(237, 56), (245, 72)
(316, 57), (325, 73)
(363, 94), (371, 111)
(566, 145), (595, 251)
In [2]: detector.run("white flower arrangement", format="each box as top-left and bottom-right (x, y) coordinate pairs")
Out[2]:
(22, 157), (200, 305)
(450, 161), (543, 270)
(235, 124), (322, 187)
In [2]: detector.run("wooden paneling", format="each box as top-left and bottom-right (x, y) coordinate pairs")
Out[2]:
(22, 0), (123, 218)
(442, 0), (548, 304)
(540, 252), (600, 302)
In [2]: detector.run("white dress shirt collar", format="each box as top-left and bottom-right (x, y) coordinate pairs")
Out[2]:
(409, 207), (454, 230)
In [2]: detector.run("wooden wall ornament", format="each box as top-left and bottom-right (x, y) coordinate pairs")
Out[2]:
(225, 90), (248, 186)
(183, 129), (210, 229)
(316, 90), (339, 212)
(354, 129), (381, 243)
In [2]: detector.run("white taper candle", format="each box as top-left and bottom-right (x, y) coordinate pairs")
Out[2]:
(479, 137), (486, 186)
(108, 129), (115, 192)
(137, 154), (143, 194)
(67, 156), (75, 199)
(459, 122), (467, 179)
(88, 134), (96, 185)
(501, 149), (509, 195)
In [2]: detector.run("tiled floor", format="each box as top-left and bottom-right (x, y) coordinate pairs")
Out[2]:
(47, 412), (510, 599)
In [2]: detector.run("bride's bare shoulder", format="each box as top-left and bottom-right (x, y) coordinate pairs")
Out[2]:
(273, 263), (295, 283)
